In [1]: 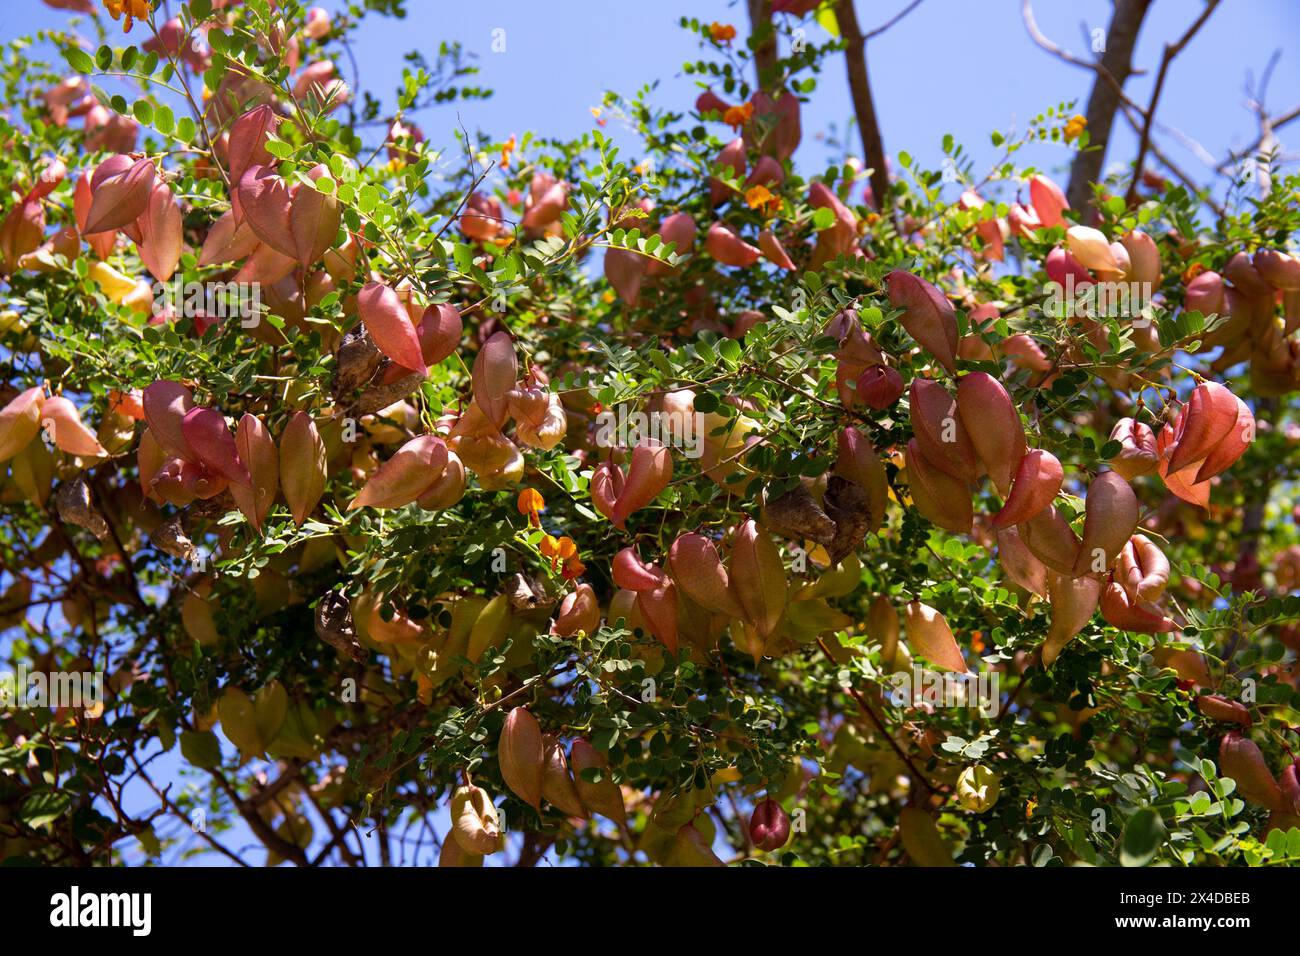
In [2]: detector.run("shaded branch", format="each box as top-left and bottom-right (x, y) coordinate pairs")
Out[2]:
(835, 0), (892, 220)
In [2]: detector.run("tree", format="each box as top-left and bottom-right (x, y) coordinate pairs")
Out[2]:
(1, 0), (1299, 868)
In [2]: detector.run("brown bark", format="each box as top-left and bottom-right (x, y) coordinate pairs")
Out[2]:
(747, 0), (778, 90)
(1065, 0), (1153, 211)
(835, 0), (892, 216)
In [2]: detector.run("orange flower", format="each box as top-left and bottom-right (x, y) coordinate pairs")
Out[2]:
(723, 102), (754, 128)
(1063, 114), (1087, 143)
(744, 184), (780, 215)
(500, 134), (517, 170)
(540, 534), (577, 572)
(562, 556), (586, 580)
(517, 487), (544, 526)
(1182, 262), (1206, 283)
(105, 0), (151, 32)
(590, 106), (607, 128)
(970, 631), (986, 654)
(709, 22), (737, 43)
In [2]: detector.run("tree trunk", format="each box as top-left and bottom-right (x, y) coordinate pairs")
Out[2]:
(1066, 0), (1153, 211)
(747, 0), (778, 90)
(835, 0), (891, 215)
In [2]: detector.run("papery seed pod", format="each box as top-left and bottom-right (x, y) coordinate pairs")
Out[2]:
(909, 378), (978, 482)
(996, 526), (1048, 598)
(1107, 417), (1159, 479)
(358, 281), (427, 376)
(833, 426), (888, 535)
(142, 380), (196, 462)
(867, 594), (904, 670)
(749, 798), (791, 851)
(450, 784), (502, 855)
(0, 386), (46, 463)
(499, 706), (545, 810)
(438, 834), (484, 867)
(279, 411), (327, 526)
(1018, 505), (1080, 575)
(636, 582), (680, 654)
(991, 449), (1063, 529)
(1120, 230), (1161, 287)
(521, 170), (568, 233)
(730, 519), (787, 637)
(467, 593), (511, 662)
(1195, 695), (1251, 727)
(181, 407), (251, 486)
(1001, 333), (1052, 373)
(40, 396), (108, 457)
(955, 371), (1025, 495)
(749, 89), (801, 161)
(898, 806), (957, 867)
(1280, 762), (1300, 816)
(1045, 246), (1091, 290)
(610, 440), (672, 529)
(541, 734), (589, 818)
(1066, 225), (1120, 274)
(472, 331), (517, 429)
(757, 228), (796, 270)
(416, 449), (465, 510)
(349, 434), (448, 510)
(1253, 248), (1300, 291)
(235, 164), (296, 257)
(856, 364), (904, 409)
(84, 156), (155, 234)
(1117, 534), (1169, 602)
(136, 182), (183, 281)
(886, 270), (958, 375)
(289, 164), (340, 268)
(197, 209), (260, 267)
(0, 197), (44, 273)
(612, 547), (666, 592)
(53, 476), (108, 539)
(570, 738), (626, 825)
(1073, 471), (1138, 576)
(904, 600), (967, 673)
(554, 583), (600, 637)
(227, 104), (278, 186)
(1099, 579), (1175, 633)
(667, 532), (746, 620)
(74, 172), (116, 260)
(956, 765), (1001, 813)
(1041, 571), (1100, 666)
(460, 191), (503, 242)
(1225, 251), (1274, 296)
(1028, 174), (1068, 229)
(590, 458), (624, 523)
(231, 414), (278, 532)
(1194, 394), (1254, 483)
(905, 439), (973, 534)
(1184, 269), (1225, 317)
(604, 247), (646, 306)
(664, 823), (726, 867)
(709, 138), (746, 205)
(1219, 733), (1286, 812)
(1167, 381), (1239, 473)
(416, 303), (463, 368)
(705, 221), (761, 267)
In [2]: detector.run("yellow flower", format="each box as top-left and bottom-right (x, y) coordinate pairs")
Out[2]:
(709, 22), (737, 43)
(723, 102), (754, 129)
(517, 487), (545, 525)
(744, 184), (780, 215)
(500, 134), (517, 170)
(104, 0), (151, 32)
(590, 106), (607, 128)
(1063, 114), (1087, 143)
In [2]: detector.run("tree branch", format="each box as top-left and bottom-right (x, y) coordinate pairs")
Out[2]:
(835, 0), (892, 219)
(1126, 0), (1222, 204)
(746, 0), (778, 90)
(1023, 0), (1154, 212)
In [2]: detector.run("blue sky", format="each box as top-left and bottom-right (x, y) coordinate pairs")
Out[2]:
(3, 0), (1298, 866)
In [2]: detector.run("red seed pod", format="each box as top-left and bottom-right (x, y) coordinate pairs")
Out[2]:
(749, 798), (791, 852)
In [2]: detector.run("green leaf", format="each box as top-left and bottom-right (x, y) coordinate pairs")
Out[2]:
(1120, 808), (1166, 867)
(180, 730), (222, 769)
(64, 47), (95, 75)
